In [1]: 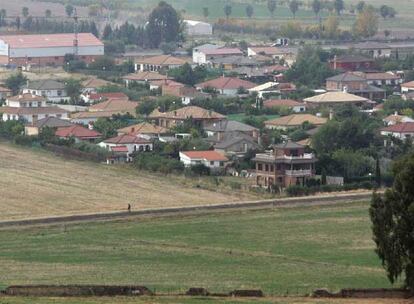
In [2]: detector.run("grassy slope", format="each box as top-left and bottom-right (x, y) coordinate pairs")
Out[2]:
(0, 143), (256, 221)
(0, 202), (397, 294)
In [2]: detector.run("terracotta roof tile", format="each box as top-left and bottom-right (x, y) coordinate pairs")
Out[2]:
(117, 122), (168, 135)
(103, 134), (152, 144)
(149, 106), (225, 120)
(196, 77), (255, 90)
(89, 99), (138, 112)
(181, 150), (228, 161)
(55, 125), (101, 139)
(381, 122), (414, 133)
(265, 114), (327, 127)
(264, 99), (305, 108)
(136, 55), (188, 66)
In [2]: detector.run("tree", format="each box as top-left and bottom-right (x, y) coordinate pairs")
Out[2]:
(375, 157), (381, 187)
(64, 79), (82, 104)
(160, 41), (177, 54)
(146, 1), (182, 48)
(22, 7), (29, 18)
(45, 9), (52, 18)
(333, 0), (344, 15)
(267, 0), (277, 17)
(102, 24), (113, 40)
(15, 16), (20, 30)
(65, 4), (74, 17)
(5, 72), (27, 95)
(289, 0), (299, 19)
(380, 5), (396, 19)
(0, 9), (7, 26)
(312, 0), (321, 17)
(202, 7), (209, 20)
(356, 1), (365, 13)
(224, 4), (232, 20)
(88, 4), (100, 17)
(246, 4), (254, 19)
(90, 21), (99, 38)
(324, 14), (340, 39)
(353, 6), (378, 38)
(370, 153), (414, 290)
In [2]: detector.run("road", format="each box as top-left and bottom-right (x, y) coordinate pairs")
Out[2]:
(0, 191), (375, 229)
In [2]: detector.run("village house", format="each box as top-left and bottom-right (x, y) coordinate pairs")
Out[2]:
(149, 106), (226, 129)
(195, 76), (256, 96)
(81, 92), (129, 104)
(401, 81), (414, 93)
(0, 33), (104, 67)
(1, 93), (69, 123)
(55, 124), (102, 143)
(117, 122), (169, 138)
(122, 71), (169, 87)
(263, 99), (306, 113)
(213, 132), (261, 157)
(383, 113), (414, 126)
(381, 122), (414, 140)
(303, 91), (370, 107)
(248, 82), (296, 98)
(204, 120), (259, 141)
(265, 114), (327, 130)
(98, 134), (153, 163)
(210, 56), (260, 70)
(0, 85), (12, 100)
(253, 141), (317, 189)
(353, 42), (392, 58)
(22, 79), (69, 103)
(361, 72), (402, 86)
(325, 73), (386, 100)
(247, 46), (297, 66)
(192, 45), (243, 65)
(81, 78), (114, 94)
(160, 80), (209, 104)
(329, 54), (375, 71)
(24, 116), (73, 136)
(179, 150), (228, 171)
(135, 55), (189, 72)
(88, 98), (138, 114)
(70, 111), (126, 125)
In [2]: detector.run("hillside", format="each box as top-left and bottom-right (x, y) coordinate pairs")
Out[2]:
(0, 143), (256, 221)
(0, 201), (394, 294)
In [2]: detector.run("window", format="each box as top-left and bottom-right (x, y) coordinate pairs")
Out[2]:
(220, 161), (224, 167)
(57, 90), (62, 96)
(56, 114), (62, 118)
(258, 164), (263, 171)
(29, 102), (32, 107)
(210, 161), (214, 166)
(27, 57), (32, 61)
(270, 165), (274, 172)
(265, 164), (269, 171)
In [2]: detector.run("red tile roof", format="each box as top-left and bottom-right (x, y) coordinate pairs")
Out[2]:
(181, 150), (228, 161)
(264, 99), (304, 108)
(103, 134), (152, 144)
(0, 33), (103, 49)
(196, 77), (255, 90)
(88, 92), (129, 101)
(55, 125), (101, 139)
(381, 122), (414, 133)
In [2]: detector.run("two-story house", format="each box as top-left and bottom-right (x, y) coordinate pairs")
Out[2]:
(1, 93), (68, 123)
(22, 80), (69, 103)
(253, 141), (317, 189)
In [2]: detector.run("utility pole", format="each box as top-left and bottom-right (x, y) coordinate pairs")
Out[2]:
(73, 7), (79, 58)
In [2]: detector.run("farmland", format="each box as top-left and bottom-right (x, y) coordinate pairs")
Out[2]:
(0, 201), (398, 294)
(0, 142), (257, 221)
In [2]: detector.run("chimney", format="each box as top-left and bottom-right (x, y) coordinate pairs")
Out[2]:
(329, 109), (334, 120)
(333, 55), (337, 70)
(394, 111), (398, 116)
(343, 85), (348, 93)
(88, 122), (94, 130)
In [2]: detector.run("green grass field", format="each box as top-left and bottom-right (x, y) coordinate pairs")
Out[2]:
(0, 201), (397, 295)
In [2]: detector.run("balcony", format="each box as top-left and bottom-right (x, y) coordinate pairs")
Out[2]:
(283, 153), (314, 160)
(285, 169), (312, 176)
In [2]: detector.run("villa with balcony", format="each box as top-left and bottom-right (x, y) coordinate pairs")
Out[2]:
(253, 141), (317, 189)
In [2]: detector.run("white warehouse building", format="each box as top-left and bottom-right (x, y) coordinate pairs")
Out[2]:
(184, 20), (213, 36)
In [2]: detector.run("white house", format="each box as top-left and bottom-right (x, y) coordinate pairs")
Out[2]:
(179, 150), (228, 171)
(383, 113), (414, 126)
(98, 134), (153, 162)
(1, 93), (69, 123)
(22, 79), (70, 103)
(192, 45), (243, 65)
(401, 81), (414, 93)
(184, 20), (213, 36)
(381, 122), (414, 140)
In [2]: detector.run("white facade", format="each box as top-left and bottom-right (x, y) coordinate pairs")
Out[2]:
(381, 130), (414, 140)
(192, 44), (220, 64)
(98, 141), (153, 162)
(22, 88), (70, 103)
(184, 20), (213, 36)
(179, 152), (225, 169)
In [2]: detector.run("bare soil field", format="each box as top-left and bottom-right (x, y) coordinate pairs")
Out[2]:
(0, 143), (256, 221)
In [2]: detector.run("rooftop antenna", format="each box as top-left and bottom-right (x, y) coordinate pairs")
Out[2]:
(73, 7), (79, 57)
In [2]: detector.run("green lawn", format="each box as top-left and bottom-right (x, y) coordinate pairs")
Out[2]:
(228, 113), (279, 123)
(0, 201), (396, 295)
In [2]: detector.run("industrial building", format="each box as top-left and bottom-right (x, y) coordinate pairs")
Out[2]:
(0, 33), (104, 67)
